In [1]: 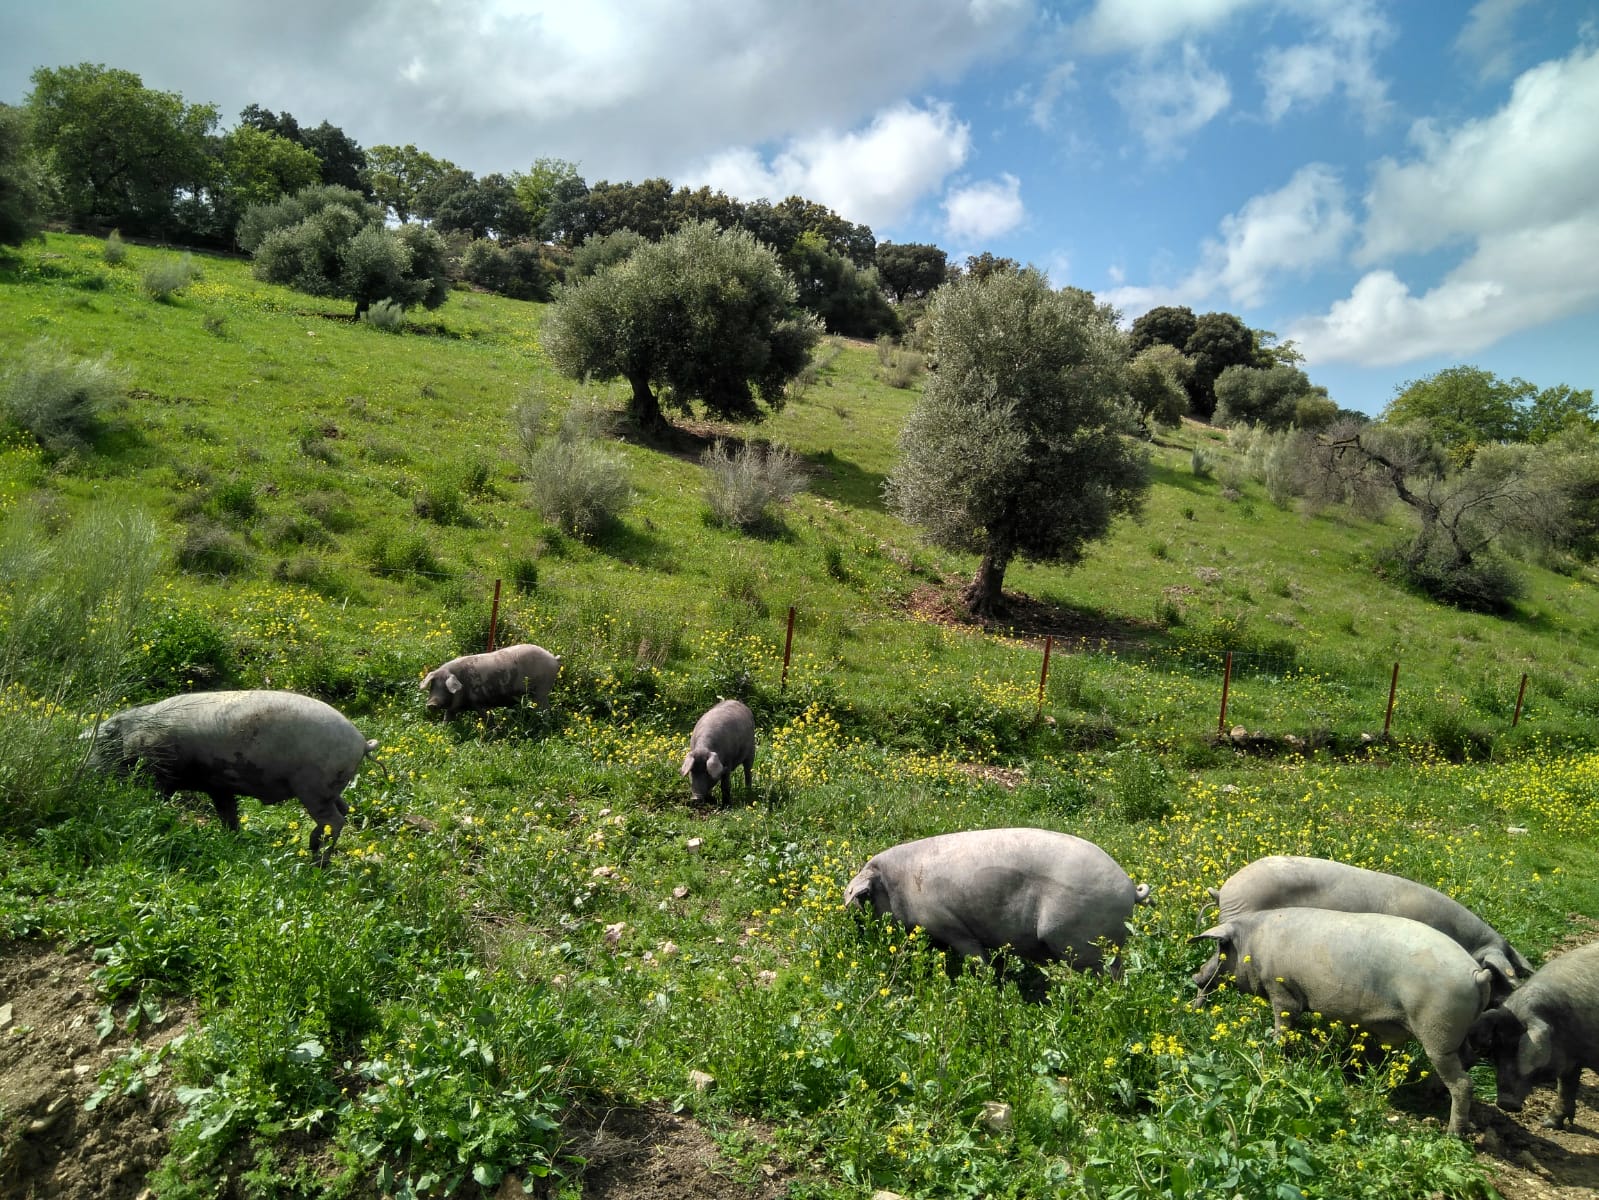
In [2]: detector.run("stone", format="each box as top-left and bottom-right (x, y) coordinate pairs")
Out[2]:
(980, 1100), (1013, 1133)
(688, 1069), (716, 1093)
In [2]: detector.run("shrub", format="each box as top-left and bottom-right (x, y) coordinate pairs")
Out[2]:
(102, 229), (127, 265)
(141, 253), (200, 301)
(1104, 747), (1173, 821)
(1376, 537), (1525, 615)
(413, 477), (473, 526)
(363, 298), (405, 332)
(134, 604), (235, 694)
(1, 339), (127, 454)
(177, 519), (251, 577)
(875, 334), (924, 389)
(520, 403), (630, 538)
(701, 439), (806, 530)
(1190, 448), (1213, 478)
(365, 529), (447, 579)
(509, 555), (539, 594)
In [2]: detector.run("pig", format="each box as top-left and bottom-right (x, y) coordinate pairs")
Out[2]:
(680, 698), (755, 804)
(84, 689), (378, 866)
(842, 828), (1152, 977)
(1205, 855), (1532, 999)
(1469, 940), (1599, 1129)
(419, 643), (561, 716)
(1192, 907), (1493, 1136)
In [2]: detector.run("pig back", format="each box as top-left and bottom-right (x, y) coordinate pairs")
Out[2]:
(869, 828), (1140, 962)
(112, 690), (368, 803)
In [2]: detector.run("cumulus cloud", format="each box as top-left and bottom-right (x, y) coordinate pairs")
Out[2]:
(0, 0), (1031, 180)
(1073, 0), (1259, 55)
(684, 103), (972, 232)
(1289, 213), (1599, 364)
(1111, 42), (1232, 156)
(1102, 163), (1352, 315)
(943, 173), (1026, 241)
(1358, 44), (1599, 263)
(1258, 1), (1394, 127)
(1454, 0), (1534, 82)
(1290, 44), (1599, 365)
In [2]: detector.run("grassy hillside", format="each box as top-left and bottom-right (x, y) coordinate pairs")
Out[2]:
(1, 233), (1597, 1198)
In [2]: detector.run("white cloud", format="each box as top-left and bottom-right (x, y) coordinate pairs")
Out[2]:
(1258, 0), (1393, 126)
(1111, 41), (1232, 156)
(1073, 0), (1259, 55)
(1289, 212), (1599, 364)
(1358, 44), (1599, 263)
(685, 103), (972, 231)
(943, 173), (1026, 241)
(1455, 0), (1534, 82)
(1102, 163), (1352, 314)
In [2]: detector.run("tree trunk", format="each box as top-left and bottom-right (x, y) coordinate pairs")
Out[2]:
(626, 370), (667, 435)
(962, 548), (1010, 618)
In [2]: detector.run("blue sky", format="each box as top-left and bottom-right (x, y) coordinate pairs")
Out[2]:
(4, 0), (1597, 414)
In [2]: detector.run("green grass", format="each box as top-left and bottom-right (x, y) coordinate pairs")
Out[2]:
(1, 233), (1595, 1197)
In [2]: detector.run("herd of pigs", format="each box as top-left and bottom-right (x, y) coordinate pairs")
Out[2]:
(78, 642), (1599, 1139)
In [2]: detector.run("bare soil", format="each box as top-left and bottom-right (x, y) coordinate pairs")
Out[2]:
(902, 581), (1159, 652)
(5, 939), (1595, 1199)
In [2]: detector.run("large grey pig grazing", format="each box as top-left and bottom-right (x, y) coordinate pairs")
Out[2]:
(1470, 940), (1599, 1129)
(1192, 907), (1493, 1136)
(1207, 854), (1533, 999)
(842, 828), (1152, 978)
(680, 699), (755, 804)
(419, 643), (561, 716)
(85, 690), (378, 867)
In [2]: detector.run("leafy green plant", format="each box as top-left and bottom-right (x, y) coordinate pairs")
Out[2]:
(102, 229), (127, 265)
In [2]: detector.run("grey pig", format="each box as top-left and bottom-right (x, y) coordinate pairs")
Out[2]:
(680, 698), (755, 803)
(1192, 907), (1493, 1136)
(420, 643), (561, 715)
(843, 828), (1152, 977)
(84, 690), (378, 866)
(1205, 854), (1532, 999)
(1470, 940), (1599, 1129)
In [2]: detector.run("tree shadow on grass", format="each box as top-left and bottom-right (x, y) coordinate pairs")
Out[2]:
(589, 517), (673, 570)
(807, 447), (888, 511)
(901, 580), (1162, 654)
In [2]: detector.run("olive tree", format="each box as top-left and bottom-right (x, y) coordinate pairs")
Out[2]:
(541, 220), (820, 432)
(885, 269), (1149, 617)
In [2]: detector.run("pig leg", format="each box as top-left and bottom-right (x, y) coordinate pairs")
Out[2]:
(1265, 986), (1303, 1040)
(1430, 1048), (1476, 1136)
(720, 771), (732, 805)
(741, 759), (752, 797)
(304, 796), (346, 868)
(1548, 1067), (1582, 1129)
(209, 792), (241, 833)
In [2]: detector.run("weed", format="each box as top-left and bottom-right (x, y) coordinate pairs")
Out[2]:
(701, 439), (805, 531)
(1, 339), (127, 454)
(142, 254), (200, 302)
(509, 555), (539, 594)
(177, 520), (252, 577)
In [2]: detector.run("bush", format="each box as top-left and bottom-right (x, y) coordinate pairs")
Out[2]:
(177, 519), (252, 577)
(520, 403), (630, 538)
(134, 604), (235, 694)
(701, 439), (806, 530)
(1376, 537), (1525, 615)
(460, 238), (553, 300)
(102, 229), (127, 265)
(141, 253), (199, 301)
(1, 339), (127, 454)
(365, 528), (448, 579)
(362, 298), (405, 331)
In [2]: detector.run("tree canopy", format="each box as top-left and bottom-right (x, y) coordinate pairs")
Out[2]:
(1214, 363), (1333, 431)
(1385, 365), (1596, 456)
(27, 63), (217, 234)
(540, 220), (821, 432)
(885, 269), (1149, 616)
(241, 184), (448, 317)
(0, 104), (50, 248)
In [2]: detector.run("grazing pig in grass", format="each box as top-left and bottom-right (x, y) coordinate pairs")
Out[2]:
(843, 828), (1152, 977)
(680, 699), (755, 804)
(1207, 854), (1532, 999)
(1470, 940), (1599, 1129)
(85, 690), (378, 866)
(420, 643), (561, 716)
(1192, 907), (1493, 1136)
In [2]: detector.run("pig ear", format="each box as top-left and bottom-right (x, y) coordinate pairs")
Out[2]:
(705, 752), (724, 780)
(1526, 1017), (1552, 1054)
(444, 673), (463, 695)
(1188, 924), (1231, 946)
(419, 671), (434, 691)
(680, 753), (694, 777)
(1481, 949), (1520, 987)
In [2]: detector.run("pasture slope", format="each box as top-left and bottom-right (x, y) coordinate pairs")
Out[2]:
(1, 233), (1598, 1198)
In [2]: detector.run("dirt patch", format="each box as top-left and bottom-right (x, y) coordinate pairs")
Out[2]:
(902, 582), (1158, 652)
(0, 941), (191, 1200)
(1475, 1077), (1599, 1199)
(557, 1103), (791, 1200)
(952, 763), (1027, 791)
